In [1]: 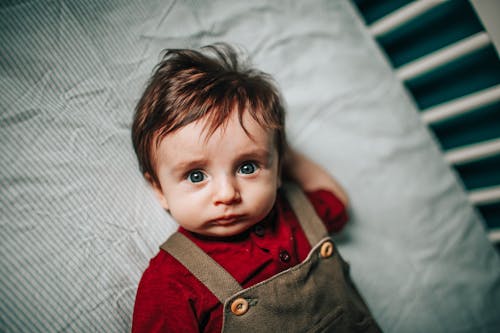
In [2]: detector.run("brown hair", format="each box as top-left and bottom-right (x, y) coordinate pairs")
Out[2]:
(131, 43), (286, 185)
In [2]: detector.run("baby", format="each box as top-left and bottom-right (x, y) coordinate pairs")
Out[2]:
(131, 43), (381, 332)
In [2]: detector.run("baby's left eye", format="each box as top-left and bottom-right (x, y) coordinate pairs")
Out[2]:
(238, 162), (257, 175)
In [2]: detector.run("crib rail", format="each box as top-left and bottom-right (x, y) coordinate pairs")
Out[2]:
(489, 229), (500, 243)
(469, 186), (500, 206)
(421, 84), (500, 124)
(395, 32), (490, 81)
(369, 0), (448, 38)
(444, 138), (500, 166)
(352, 0), (500, 247)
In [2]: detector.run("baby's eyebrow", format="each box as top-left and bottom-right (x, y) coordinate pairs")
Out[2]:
(171, 159), (208, 175)
(237, 148), (274, 165)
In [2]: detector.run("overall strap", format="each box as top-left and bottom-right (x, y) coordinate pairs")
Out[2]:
(160, 232), (242, 303)
(282, 182), (328, 246)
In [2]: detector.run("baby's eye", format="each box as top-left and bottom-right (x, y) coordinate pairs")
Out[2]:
(187, 170), (205, 183)
(238, 162), (257, 175)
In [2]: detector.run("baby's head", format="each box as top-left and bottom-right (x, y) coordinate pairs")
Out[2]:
(132, 43), (286, 237)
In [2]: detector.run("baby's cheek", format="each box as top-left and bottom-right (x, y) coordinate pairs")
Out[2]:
(168, 202), (190, 223)
(253, 187), (276, 216)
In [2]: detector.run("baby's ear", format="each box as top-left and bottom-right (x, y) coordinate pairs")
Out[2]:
(145, 173), (169, 210)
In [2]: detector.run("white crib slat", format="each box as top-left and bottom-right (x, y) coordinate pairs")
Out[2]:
(469, 186), (500, 206)
(488, 229), (500, 243)
(396, 32), (491, 81)
(444, 138), (500, 165)
(421, 84), (500, 124)
(369, 0), (448, 38)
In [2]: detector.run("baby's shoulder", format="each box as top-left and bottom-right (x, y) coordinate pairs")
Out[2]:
(134, 249), (219, 331)
(139, 250), (201, 297)
(144, 249), (193, 282)
(138, 249), (213, 307)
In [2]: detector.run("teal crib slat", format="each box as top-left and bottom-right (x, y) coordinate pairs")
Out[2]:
(377, 0), (484, 68)
(431, 101), (500, 150)
(455, 155), (500, 190)
(479, 203), (500, 229)
(352, 0), (500, 246)
(352, 0), (413, 25)
(406, 45), (500, 109)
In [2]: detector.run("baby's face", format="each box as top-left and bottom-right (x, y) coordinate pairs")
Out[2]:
(152, 110), (280, 237)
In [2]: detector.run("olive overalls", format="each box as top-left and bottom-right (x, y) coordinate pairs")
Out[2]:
(161, 183), (382, 332)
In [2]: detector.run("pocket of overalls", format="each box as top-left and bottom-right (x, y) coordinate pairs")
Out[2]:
(314, 309), (376, 333)
(351, 315), (377, 331)
(307, 306), (345, 333)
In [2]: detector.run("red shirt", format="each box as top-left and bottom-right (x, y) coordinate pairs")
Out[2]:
(132, 189), (348, 333)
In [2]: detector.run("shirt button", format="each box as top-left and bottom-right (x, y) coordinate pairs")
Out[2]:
(279, 250), (290, 263)
(254, 224), (265, 237)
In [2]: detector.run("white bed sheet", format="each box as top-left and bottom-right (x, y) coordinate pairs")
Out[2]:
(1, 0), (499, 332)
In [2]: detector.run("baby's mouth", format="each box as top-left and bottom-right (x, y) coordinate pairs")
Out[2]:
(210, 215), (244, 226)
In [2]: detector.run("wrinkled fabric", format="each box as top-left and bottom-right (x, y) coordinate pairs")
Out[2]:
(1, 0), (500, 332)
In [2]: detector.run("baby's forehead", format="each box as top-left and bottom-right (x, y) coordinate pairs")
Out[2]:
(153, 112), (278, 167)
(151, 107), (283, 172)
(180, 107), (271, 138)
(174, 110), (274, 143)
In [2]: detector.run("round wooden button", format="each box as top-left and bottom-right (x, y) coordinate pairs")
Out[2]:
(320, 241), (334, 258)
(230, 298), (249, 316)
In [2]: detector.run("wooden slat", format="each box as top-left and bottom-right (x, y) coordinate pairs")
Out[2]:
(369, 0), (448, 38)
(487, 229), (500, 243)
(421, 84), (500, 124)
(469, 186), (500, 206)
(396, 32), (491, 81)
(444, 138), (500, 165)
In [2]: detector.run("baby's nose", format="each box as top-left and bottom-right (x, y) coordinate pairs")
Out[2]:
(213, 177), (241, 205)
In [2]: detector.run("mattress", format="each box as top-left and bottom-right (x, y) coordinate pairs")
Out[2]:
(1, 0), (499, 331)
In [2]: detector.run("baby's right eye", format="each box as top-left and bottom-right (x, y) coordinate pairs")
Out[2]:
(187, 170), (205, 183)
